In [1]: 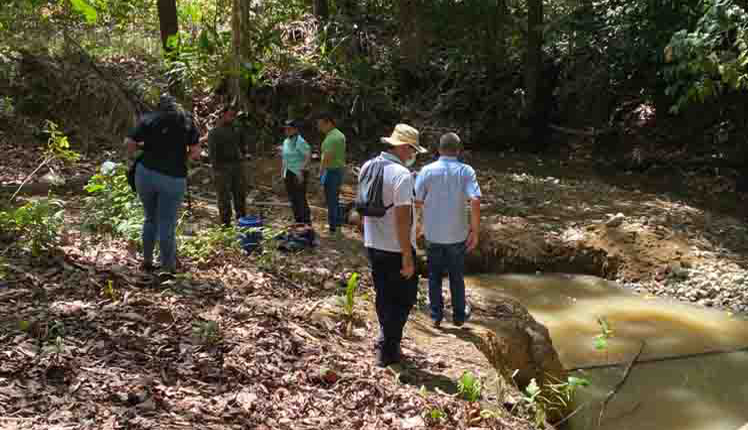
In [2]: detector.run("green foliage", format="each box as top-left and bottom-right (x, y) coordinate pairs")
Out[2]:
(0, 195), (65, 256)
(594, 316), (613, 350)
(82, 164), (143, 241)
(521, 376), (589, 427)
(335, 272), (360, 336)
(193, 319), (221, 345)
(457, 371), (483, 402)
(254, 227), (284, 271)
(179, 224), (243, 262)
(0, 96), (14, 117)
(664, 0), (748, 113)
(44, 120), (80, 164)
(102, 279), (118, 301)
(70, 0), (98, 24)
(336, 272), (360, 318)
(426, 407), (447, 423)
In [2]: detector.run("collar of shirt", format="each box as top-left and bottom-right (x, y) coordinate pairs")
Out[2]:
(380, 151), (405, 166)
(439, 156), (458, 162)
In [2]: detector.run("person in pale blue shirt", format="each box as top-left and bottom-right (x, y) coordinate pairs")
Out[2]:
(281, 119), (311, 225)
(414, 132), (481, 327)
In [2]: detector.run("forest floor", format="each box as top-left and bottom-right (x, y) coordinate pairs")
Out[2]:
(2, 130), (748, 429)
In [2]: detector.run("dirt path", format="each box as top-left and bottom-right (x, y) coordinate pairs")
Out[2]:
(3, 152), (748, 430)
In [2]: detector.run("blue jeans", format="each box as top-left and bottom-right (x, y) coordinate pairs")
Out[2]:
(135, 163), (186, 271)
(427, 241), (467, 323)
(323, 168), (343, 232)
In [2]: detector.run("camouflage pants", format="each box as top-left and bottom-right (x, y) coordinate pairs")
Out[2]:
(214, 163), (247, 226)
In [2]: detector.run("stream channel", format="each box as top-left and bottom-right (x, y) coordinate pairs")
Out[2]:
(466, 274), (748, 430)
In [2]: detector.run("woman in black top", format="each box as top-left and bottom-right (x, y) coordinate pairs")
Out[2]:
(125, 94), (201, 273)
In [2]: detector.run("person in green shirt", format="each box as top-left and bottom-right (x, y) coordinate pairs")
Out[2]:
(208, 105), (250, 227)
(316, 111), (346, 235)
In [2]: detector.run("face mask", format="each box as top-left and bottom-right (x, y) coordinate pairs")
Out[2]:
(405, 155), (417, 167)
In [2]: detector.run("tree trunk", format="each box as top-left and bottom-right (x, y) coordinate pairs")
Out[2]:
(524, 0), (544, 148)
(228, 0), (249, 107)
(399, 0), (424, 89)
(157, 0), (179, 52)
(313, 0), (329, 20)
(487, 0), (508, 75)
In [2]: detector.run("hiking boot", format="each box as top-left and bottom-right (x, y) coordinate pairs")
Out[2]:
(432, 319), (442, 328)
(139, 262), (156, 273)
(375, 348), (400, 368)
(375, 344), (402, 367)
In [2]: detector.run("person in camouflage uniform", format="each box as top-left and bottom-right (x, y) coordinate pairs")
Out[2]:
(208, 105), (250, 226)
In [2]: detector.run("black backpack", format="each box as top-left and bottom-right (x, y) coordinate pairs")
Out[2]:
(355, 156), (392, 217)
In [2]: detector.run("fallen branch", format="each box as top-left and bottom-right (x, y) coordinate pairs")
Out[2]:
(598, 341), (645, 427)
(555, 401), (590, 427)
(569, 344), (748, 371)
(9, 156), (53, 203)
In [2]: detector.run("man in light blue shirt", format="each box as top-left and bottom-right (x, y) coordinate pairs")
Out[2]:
(414, 132), (481, 327)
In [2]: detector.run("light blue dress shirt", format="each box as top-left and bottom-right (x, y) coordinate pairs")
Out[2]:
(414, 156), (481, 244)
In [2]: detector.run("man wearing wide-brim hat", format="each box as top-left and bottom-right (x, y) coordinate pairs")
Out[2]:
(359, 123), (427, 367)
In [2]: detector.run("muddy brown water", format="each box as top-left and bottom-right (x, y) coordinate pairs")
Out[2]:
(466, 274), (748, 430)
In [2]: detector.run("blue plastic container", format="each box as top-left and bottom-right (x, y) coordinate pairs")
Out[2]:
(238, 216), (263, 254)
(238, 216), (263, 229)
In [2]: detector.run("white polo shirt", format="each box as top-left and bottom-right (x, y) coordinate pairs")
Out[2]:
(362, 152), (416, 253)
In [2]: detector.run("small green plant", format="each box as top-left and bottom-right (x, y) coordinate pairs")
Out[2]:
(193, 320), (221, 345)
(338, 273), (360, 317)
(179, 224), (243, 262)
(102, 279), (118, 301)
(42, 320), (66, 355)
(521, 376), (590, 427)
(425, 407), (447, 424)
(82, 164), (143, 242)
(10, 120), (80, 203)
(0, 195), (65, 256)
(594, 316), (614, 351)
(0, 95), (14, 117)
(253, 227), (284, 272)
(336, 273), (360, 336)
(457, 371), (483, 402)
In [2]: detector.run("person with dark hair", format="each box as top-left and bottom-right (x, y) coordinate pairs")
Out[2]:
(281, 119), (311, 225)
(415, 132), (481, 328)
(208, 105), (250, 226)
(316, 112), (346, 236)
(125, 94), (201, 273)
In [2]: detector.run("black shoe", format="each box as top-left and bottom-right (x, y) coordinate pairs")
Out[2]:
(139, 262), (156, 273)
(432, 319), (442, 328)
(375, 347), (400, 368)
(454, 320), (465, 327)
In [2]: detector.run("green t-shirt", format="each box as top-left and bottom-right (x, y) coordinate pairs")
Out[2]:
(321, 128), (346, 169)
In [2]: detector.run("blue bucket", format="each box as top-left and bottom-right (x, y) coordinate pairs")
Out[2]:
(238, 216), (263, 254)
(238, 216), (263, 229)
